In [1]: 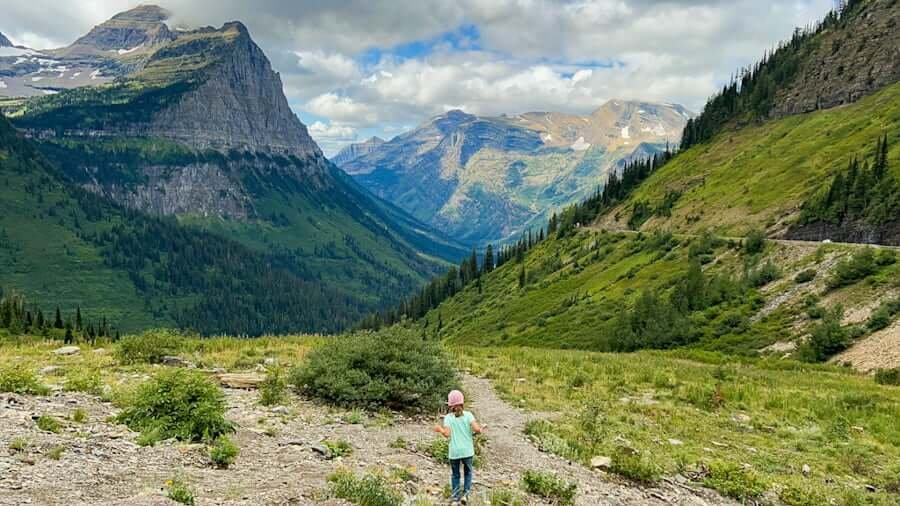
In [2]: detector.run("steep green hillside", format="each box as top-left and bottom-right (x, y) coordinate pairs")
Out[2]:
(421, 227), (899, 358)
(0, 115), (438, 335)
(598, 82), (900, 238)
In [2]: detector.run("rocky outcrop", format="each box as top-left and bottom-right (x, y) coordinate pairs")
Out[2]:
(772, 0), (900, 118)
(332, 136), (386, 166)
(785, 218), (900, 246)
(0, 32), (11, 47)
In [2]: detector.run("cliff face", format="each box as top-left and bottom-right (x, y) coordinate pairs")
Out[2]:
(60, 4), (176, 57)
(772, 0), (900, 118)
(331, 136), (385, 166)
(143, 23), (321, 158)
(0, 32), (11, 47)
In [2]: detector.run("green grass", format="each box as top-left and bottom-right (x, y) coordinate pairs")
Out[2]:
(611, 81), (900, 236)
(455, 345), (900, 505)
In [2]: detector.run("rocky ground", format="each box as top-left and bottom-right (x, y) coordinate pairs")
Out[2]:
(0, 372), (734, 506)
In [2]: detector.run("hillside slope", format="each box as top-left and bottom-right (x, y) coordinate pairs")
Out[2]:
(597, 82), (900, 241)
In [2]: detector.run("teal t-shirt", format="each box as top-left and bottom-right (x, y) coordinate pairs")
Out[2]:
(443, 410), (476, 460)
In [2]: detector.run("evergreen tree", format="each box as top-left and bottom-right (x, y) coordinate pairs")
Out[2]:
(483, 244), (494, 274)
(75, 306), (82, 331)
(54, 307), (63, 329)
(518, 265), (527, 288)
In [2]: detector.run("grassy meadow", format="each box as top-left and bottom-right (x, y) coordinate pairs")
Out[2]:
(456, 345), (900, 505)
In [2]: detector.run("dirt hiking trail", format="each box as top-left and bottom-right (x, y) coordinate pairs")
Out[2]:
(0, 374), (733, 505)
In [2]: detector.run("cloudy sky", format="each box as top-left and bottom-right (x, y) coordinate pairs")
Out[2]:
(2, 0), (834, 155)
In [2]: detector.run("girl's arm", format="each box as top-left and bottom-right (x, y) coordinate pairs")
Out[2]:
(471, 419), (483, 434)
(433, 423), (450, 438)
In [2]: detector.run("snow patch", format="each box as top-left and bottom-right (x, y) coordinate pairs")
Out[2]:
(41, 89), (58, 95)
(571, 137), (591, 151)
(621, 126), (631, 139)
(117, 44), (143, 55)
(31, 76), (43, 82)
(90, 69), (102, 80)
(541, 133), (553, 143)
(71, 72), (82, 79)
(0, 80), (6, 89)
(0, 46), (41, 58)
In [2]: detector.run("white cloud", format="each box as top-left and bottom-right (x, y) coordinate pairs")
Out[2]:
(307, 121), (358, 156)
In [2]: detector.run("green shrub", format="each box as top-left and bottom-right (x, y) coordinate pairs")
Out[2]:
(258, 366), (288, 407)
(64, 367), (102, 394)
(327, 469), (402, 506)
(388, 437), (407, 450)
(290, 327), (457, 412)
(703, 461), (766, 501)
(800, 306), (849, 362)
(874, 368), (900, 386)
(521, 470), (576, 505)
(116, 329), (184, 364)
(209, 436), (239, 468)
(746, 261), (781, 288)
(794, 269), (816, 284)
(9, 437), (28, 452)
(828, 248), (877, 289)
(610, 451), (660, 484)
(115, 369), (234, 444)
(867, 298), (900, 331)
(70, 408), (88, 423)
(47, 445), (65, 460)
(489, 488), (525, 506)
(0, 364), (50, 395)
(166, 478), (195, 505)
(323, 439), (354, 458)
(36, 415), (61, 433)
(743, 229), (767, 256)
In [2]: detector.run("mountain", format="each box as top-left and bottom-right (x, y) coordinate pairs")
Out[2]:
(602, 0), (900, 244)
(57, 4), (176, 58)
(336, 101), (690, 244)
(0, 6), (467, 335)
(331, 136), (385, 166)
(0, 32), (11, 47)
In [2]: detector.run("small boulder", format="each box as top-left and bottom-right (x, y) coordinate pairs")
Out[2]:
(668, 438), (684, 446)
(590, 456), (612, 470)
(53, 346), (80, 356)
(39, 366), (62, 376)
(270, 406), (289, 415)
(801, 464), (811, 476)
(160, 356), (190, 367)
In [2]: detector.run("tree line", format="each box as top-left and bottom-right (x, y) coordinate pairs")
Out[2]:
(0, 285), (118, 343)
(680, 0), (865, 150)
(800, 135), (897, 225)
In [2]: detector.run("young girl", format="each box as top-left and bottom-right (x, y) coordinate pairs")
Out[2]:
(433, 390), (483, 505)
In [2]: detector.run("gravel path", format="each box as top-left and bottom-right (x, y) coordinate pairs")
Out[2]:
(0, 374), (733, 505)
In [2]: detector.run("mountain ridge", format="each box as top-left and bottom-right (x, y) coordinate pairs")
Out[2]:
(337, 99), (689, 244)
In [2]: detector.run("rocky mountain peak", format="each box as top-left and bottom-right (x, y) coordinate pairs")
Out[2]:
(65, 4), (175, 55)
(332, 136), (387, 166)
(0, 32), (12, 47)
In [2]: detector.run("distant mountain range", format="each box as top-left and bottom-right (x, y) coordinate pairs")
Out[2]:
(334, 100), (691, 244)
(0, 5), (466, 335)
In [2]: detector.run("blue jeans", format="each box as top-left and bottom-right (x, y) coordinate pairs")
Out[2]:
(450, 457), (474, 500)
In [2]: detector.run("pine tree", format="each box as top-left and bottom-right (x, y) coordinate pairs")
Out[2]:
(75, 306), (82, 331)
(518, 265), (527, 288)
(483, 245), (494, 274)
(54, 307), (63, 329)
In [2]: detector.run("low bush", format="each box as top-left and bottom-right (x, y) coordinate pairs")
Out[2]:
(115, 369), (234, 444)
(165, 478), (195, 505)
(521, 470), (576, 505)
(743, 229), (767, 256)
(47, 445), (65, 460)
(36, 415), (61, 433)
(867, 298), (900, 332)
(327, 469), (402, 506)
(290, 327), (457, 412)
(209, 436), (239, 468)
(610, 451), (660, 484)
(703, 461), (766, 501)
(794, 269), (816, 284)
(874, 368), (900, 386)
(63, 367), (103, 394)
(323, 439), (354, 458)
(489, 488), (526, 506)
(9, 437), (28, 452)
(117, 329), (184, 364)
(800, 306), (849, 362)
(828, 248), (877, 289)
(746, 261), (781, 288)
(70, 408), (88, 423)
(258, 366), (288, 407)
(0, 364), (49, 395)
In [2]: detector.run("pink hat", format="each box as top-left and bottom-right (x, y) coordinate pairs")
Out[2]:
(447, 390), (464, 407)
